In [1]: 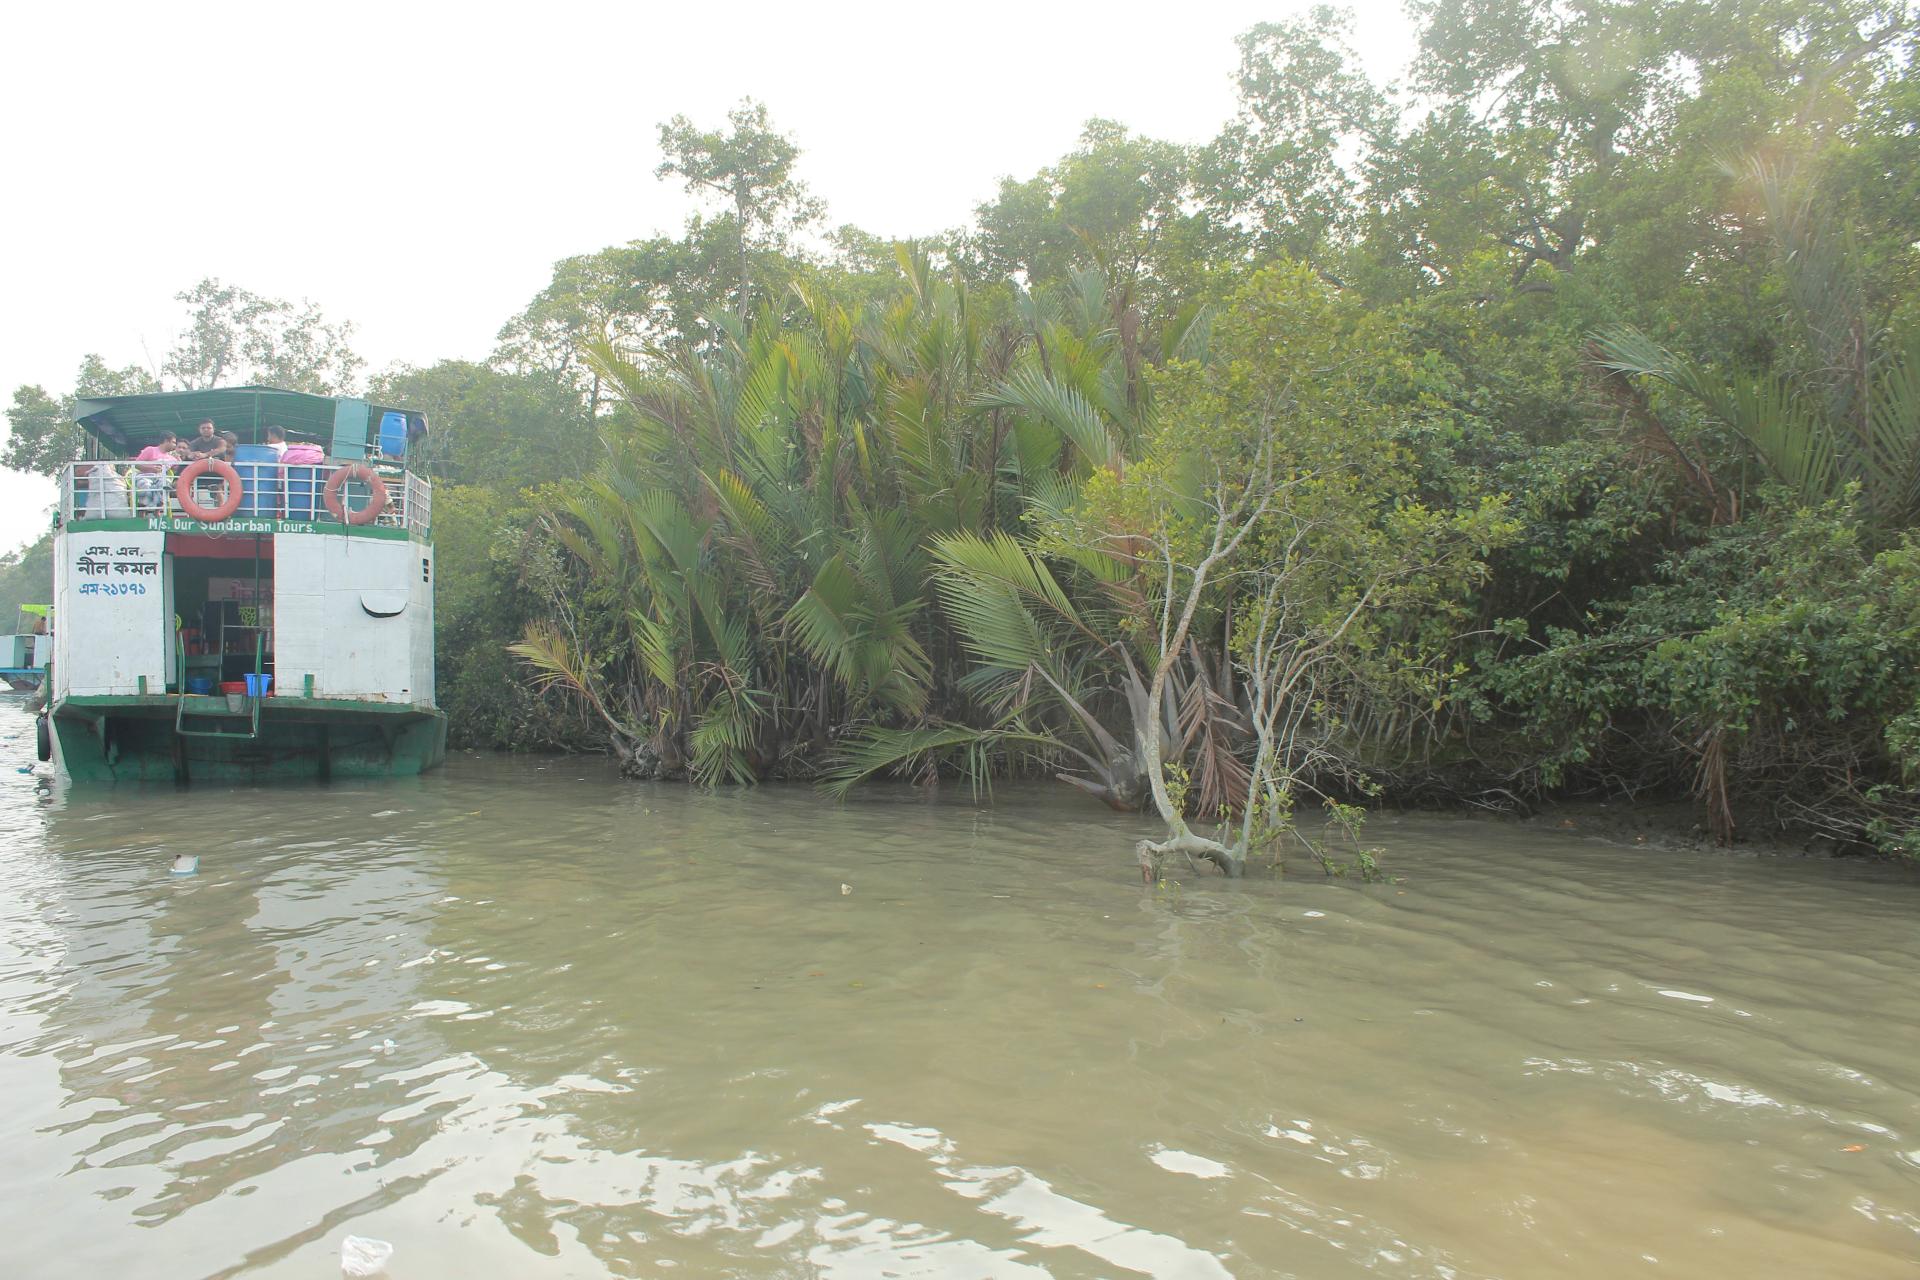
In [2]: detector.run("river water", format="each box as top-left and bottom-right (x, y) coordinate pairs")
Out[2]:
(2, 701), (1918, 1279)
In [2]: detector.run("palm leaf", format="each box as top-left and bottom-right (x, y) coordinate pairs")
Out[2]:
(973, 368), (1118, 471)
(1865, 335), (1920, 525)
(817, 724), (1061, 799)
(1592, 325), (1839, 503)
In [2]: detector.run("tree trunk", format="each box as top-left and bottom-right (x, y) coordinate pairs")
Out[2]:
(1135, 555), (1243, 881)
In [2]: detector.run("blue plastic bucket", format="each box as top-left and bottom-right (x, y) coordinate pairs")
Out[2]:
(378, 411), (408, 458)
(284, 465), (321, 518)
(233, 445), (280, 517)
(244, 673), (273, 697)
(186, 675), (214, 695)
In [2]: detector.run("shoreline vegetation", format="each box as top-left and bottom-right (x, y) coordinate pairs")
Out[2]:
(9, 2), (1920, 866)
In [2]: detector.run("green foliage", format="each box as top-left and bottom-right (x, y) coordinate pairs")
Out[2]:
(961, 120), (1199, 309)
(3, 386), (81, 479)
(434, 484), (593, 751)
(0, 533), (53, 621)
(656, 98), (824, 308)
(525, 252), (1174, 788)
(5, 355), (160, 477)
(15, 2), (1920, 859)
(1487, 501), (1920, 851)
(1591, 154), (1920, 529)
(368, 360), (596, 489)
(163, 278), (362, 392)
(476, 6), (1920, 857)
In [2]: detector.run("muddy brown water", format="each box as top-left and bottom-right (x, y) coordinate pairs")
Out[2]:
(1, 701), (1917, 1278)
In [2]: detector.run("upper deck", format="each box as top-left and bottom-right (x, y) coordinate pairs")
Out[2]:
(61, 385), (431, 540)
(60, 458), (430, 539)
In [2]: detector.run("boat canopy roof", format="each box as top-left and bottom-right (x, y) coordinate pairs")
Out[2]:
(72, 386), (426, 455)
(18, 605), (49, 618)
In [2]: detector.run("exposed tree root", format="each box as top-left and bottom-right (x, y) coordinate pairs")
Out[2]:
(1136, 829), (1244, 882)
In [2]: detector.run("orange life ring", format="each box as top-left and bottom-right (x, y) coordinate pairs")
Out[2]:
(175, 459), (244, 522)
(323, 463), (390, 526)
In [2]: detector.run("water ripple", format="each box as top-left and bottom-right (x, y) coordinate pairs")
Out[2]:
(0, 702), (1916, 1277)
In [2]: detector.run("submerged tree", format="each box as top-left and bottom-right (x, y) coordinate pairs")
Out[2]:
(1068, 266), (1514, 878)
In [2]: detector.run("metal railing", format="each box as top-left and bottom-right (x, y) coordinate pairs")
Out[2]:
(61, 459), (430, 535)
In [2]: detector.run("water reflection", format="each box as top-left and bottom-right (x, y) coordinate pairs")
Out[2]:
(1, 702), (1918, 1277)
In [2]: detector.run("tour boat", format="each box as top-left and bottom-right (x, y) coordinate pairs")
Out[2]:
(0, 605), (50, 691)
(41, 386), (446, 781)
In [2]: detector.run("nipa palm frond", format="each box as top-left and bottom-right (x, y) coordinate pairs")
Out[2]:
(1591, 325), (1839, 505)
(817, 724), (1061, 800)
(973, 367), (1118, 472)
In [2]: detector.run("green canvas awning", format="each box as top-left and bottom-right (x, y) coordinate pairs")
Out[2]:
(72, 386), (425, 455)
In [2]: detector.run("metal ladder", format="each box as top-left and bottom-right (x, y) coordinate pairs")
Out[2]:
(173, 634), (265, 740)
(174, 693), (261, 740)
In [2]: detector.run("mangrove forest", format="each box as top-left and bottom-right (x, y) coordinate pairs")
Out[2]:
(9, 0), (1920, 865)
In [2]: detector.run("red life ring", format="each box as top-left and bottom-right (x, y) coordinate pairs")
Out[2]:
(175, 459), (244, 522)
(323, 463), (390, 526)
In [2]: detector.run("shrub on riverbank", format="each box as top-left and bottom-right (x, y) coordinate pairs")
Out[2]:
(465, 1), (1919, 857)
(14, 2), (1913, 857)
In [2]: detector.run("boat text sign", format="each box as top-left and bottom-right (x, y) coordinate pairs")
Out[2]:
(145, 515), (318, 535)
(73, 541), (160, 597)
(56, 530), (168, 696)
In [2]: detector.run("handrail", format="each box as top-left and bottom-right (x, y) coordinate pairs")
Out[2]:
(62, 459), (429, 534)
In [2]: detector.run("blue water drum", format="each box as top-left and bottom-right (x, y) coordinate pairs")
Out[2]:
(378, 411), (408, 458)
(233, 444), (281, 517)
(284, 466), (322, 518)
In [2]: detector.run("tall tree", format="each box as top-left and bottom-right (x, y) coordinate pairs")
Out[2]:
(162, 277), (364, 393)
(3, 355), (159, 477)
(963, 120), (1197, 305)
(655, 99), (823, 308)
(369, 360), (596, 489)
(1196, 7), (1393, 264)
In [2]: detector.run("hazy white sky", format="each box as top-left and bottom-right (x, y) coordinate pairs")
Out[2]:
(0, 0), (1415, 554)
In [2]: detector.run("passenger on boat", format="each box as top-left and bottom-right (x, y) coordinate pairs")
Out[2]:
(184, 419), (223, 459)
(183, 423), (237, 509)
(134, 432), (184, 466)
(265, 426), (288, 459)
(133, 431), (185, 512)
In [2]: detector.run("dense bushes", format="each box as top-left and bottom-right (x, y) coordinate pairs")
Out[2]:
(1486, 502), (1920, 849)
(428, 1), (1917, 856)
(13, 2), (1909, 856)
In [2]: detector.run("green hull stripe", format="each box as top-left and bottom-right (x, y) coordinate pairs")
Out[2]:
(65, 516), (415, 540)
(61, 693), (433, 715)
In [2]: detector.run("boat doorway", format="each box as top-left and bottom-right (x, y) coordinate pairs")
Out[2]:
(167, 534), (274, 696)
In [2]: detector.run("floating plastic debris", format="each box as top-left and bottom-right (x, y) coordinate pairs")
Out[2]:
(340, 1234), (394, 1276)
(169, 854), (198, 876)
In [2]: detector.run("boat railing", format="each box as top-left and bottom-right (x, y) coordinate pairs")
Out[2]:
(60, 459), (430, 535)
